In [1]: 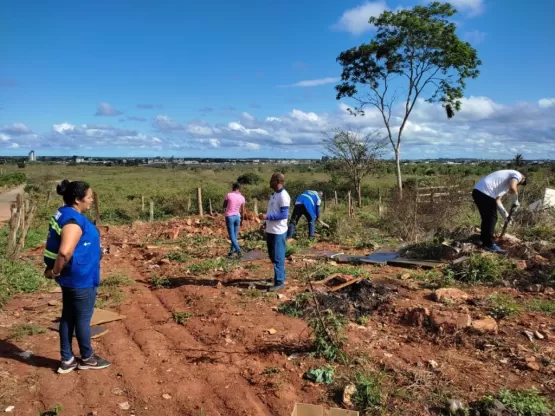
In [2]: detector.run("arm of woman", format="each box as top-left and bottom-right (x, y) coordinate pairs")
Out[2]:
(45, 224), (83, 278)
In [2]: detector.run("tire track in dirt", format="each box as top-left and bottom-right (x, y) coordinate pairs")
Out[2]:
(117, 263), (276, 416)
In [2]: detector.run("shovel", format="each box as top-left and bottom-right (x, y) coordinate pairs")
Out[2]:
(499, 205), (516, 239)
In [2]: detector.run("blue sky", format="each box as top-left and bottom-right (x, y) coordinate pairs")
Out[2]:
(1, 0), (554, 159)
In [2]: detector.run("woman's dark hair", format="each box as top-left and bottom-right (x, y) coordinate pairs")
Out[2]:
(56, 179), (90, 206)
(232, 182), (241, 191)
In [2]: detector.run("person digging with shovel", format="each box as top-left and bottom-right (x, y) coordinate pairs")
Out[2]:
(472, 170), (527, 254)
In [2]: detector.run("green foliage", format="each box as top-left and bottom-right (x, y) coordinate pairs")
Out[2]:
(164, 250), (190, 263)
(149, 274), (171, 289)
(8, 324), (45, 341)
(514, 154), (525, 168)
(445, 254), (513, 285)
(0, 172), (26, 187)
(96, 272), (134, 308)
(173, 311), (192, 325)
(236, 172), (263, 185)
(526, 299), (555, 315)
(352, 371), (384, 412)
(38, 403), (63, 416)
(307, 309), (347, 362)
(304, 366), (335, 384)
(488, 293), (522, 320)
(188, 258), (239, 275)
(278, 292), (312, 317)
(0, 257), (49, 307)
(486, 388), (553, 416)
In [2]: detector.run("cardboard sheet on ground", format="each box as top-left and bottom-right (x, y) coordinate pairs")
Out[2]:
(298, 248), (339, 259)
(49, 322), (109, 339)
(529, 188), (555, 211)
(360, 247), (400, 265)
(386, 258), (444, 269)
(291, 403), (359, 416)
(90, 308), (126, 326)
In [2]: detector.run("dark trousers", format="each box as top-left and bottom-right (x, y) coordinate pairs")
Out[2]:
(472, 189), (497, 247)
(287, 204), (315, 238)
(60, 287), (97, 361)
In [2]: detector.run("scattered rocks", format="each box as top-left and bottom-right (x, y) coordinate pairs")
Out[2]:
(526, 284), (543, 293)
(4, 406), (14, 413)
(266, 328), (277, 335)
(470, 317), (498, 334)
(48, 300), (60, 306)
(342, 384), (356, 407)
(159, 258), (171, 265)
(434, 288), (471, 304)
(525, 357), (540, 371)
(118, 402), (131, 410)
(535, 331), (545, 340)
(111, 387), (124, 396)
(162, 393), (171, 400)
(523, 330), (535, 342)
(430, 309), (472, 332)
(446, 398), (465, 415)
(428, 359), (439, 369)
(404, 307), (430, 327)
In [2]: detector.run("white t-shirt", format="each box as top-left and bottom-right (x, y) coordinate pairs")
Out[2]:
(474, 170), (523, 198)
(266, 189), (291, 235)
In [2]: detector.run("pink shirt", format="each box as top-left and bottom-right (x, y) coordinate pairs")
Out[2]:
(224, 191), (245, 217)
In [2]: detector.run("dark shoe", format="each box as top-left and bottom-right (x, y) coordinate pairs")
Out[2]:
(57, 357), (78, 374)
(268, 284), (285, 292)
(78, 354), (111, 370)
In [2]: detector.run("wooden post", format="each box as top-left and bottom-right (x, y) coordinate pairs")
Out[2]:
(378, 188), (383, 216)
(334, 191), (338, 205)
(45, 190), (51, 209)
(347, 191), (352, 217)
(149, 200), (154, 222)
(253, 198), (258, 216)
(93, 191), (100, 225)
(197, 187), (203, 217)
(187, 195), (192, 213)
(358, 184), (362, 208)
(209, 199), (213, 216)
(19, 195), (26, 238)
(141, 195), (145, 212)
(6, 203), (19, 257)
(13, 203), (37, 259)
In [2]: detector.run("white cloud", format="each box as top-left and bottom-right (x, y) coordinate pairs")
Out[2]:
(53, 122), (75, 133)
(331, 1), (388, 35)
(242, 112), (255, 121)
(1, 122), (32, 135)
(463, 30), (487, 45)
(9, 143), (20, 148)
(289, 109), (321, 123)
(539, 98), (555, 108)
(280, 77), (340, 88)
(0, 133), (10, 142)
(95, 102), (123, 117)
(153, 115), (186, 132)
(440, 0), (484, 16)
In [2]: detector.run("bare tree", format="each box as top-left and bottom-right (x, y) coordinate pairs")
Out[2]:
(323, 129), (387, 208)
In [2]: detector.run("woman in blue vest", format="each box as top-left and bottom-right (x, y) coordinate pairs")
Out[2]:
(44, 180), (110, 374)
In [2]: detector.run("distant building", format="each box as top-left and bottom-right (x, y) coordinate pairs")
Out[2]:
(28, 150), (36, 162)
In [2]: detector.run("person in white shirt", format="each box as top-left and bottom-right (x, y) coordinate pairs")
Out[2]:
(472, 169), (526, 253)
(259, 172), (291, 291)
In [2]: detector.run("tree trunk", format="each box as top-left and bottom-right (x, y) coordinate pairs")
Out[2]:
(395, 148), (403, 199)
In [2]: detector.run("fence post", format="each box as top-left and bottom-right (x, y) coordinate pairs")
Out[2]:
(93, 191), (100, 225)
(13, 203), (37, 259)
(149, 200), (154, 222)
(347, 191), (352, 217)
(6, 203), (19, 257)
(378, 188), (383, 216)
(209, 199), (213, 216)
(334, 191), (338, 205)
(253, 198), (258, 216)
(358, 184), (362, 208)
(45, 190), (51, 209)
(197, 187), (203, 217)
(187, 195), (192, 213)
(141, 195), (145, 212)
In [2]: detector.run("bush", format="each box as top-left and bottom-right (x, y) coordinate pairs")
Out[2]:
(237, 172), (263, 185)
(0, 172), (26, 187)
(446, 253), (514, 285)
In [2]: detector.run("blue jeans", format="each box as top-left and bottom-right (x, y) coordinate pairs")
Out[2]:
(60, 287), (97, 361)
(266, 232), (286, 286)
(225, 215), (241, 254)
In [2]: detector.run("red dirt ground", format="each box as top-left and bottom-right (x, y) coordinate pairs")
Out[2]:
(1, 216), (554, 415)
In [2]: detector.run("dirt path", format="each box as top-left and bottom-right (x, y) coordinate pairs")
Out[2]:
(0, 185), (25, 223)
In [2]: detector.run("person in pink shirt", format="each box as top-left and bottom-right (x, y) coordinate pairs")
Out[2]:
(223, 183), (246, 257)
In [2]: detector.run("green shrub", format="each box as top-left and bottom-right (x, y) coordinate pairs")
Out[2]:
(237, 172), (263, 185)
(352, 372), (384, 412)
(445, 253), (513, 285)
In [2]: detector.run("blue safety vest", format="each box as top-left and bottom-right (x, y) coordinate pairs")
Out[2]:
(295, 190), (321, 218)
(44, 206), (101, 288)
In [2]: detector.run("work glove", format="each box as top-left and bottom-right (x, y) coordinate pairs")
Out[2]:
(497, 205), (509, 221)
